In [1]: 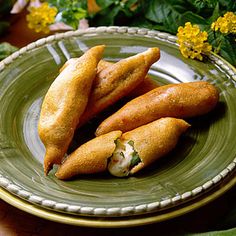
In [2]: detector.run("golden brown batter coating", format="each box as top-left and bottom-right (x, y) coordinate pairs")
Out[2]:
(97, 59), (112, 72)
(60, 58), (159, 96)
(60, 58), (159, 126)
(38, 45), (105, 175)
(59, 59), (111, 74)
(59, 58), (111, 74)
(96, 81), (219, 135)
(97, 60), (159, 98)
(122, 118), (190, 174)
(78, 48), (160, 126)
(127, 76), (158, 98)
(55, 131), (122, 179)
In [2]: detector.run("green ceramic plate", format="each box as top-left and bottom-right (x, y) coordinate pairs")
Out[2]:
(0, 27), (236, 225)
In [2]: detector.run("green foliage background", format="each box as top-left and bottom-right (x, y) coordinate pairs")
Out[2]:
(88, 0), (236, 66)
(0, 0), (15, 36)
(0, 0), (236, 65)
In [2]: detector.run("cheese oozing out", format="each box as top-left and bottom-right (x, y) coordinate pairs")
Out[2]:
(108, 139), (141, 177)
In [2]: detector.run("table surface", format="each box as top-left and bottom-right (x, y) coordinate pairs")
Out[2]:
(1, 13), (236, 236)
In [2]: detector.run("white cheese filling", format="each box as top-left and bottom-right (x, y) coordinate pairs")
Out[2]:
(108, 140), (139, 177)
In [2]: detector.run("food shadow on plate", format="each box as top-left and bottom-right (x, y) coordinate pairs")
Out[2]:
(68, 98), (130, 153)
(186, 101), (226, 131)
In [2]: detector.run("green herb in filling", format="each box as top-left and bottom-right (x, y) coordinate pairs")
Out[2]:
(120, 152), (125, 159)
(127, 140), (134, 146)
(130, 153), (141, 169)
(128, 140), (141, 169)
(114, 138), (125, 150)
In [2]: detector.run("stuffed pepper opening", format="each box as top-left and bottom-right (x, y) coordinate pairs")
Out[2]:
(108, 139), (141, 177)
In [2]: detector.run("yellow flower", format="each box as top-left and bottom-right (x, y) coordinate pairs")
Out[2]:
(177, 22), (212, 61)
(211, 12), (236, 34)
(26, 2), (58, 33)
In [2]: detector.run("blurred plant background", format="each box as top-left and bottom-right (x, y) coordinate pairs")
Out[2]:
(0, 0), (235, 65)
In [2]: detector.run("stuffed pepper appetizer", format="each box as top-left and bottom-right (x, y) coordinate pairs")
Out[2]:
(38, 45), (105, 174)
(96, 81), (219, 135)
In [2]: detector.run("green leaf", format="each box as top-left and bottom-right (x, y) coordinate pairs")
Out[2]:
(60, 7), (87, 29)
(219, 0), (236, 11)
(73, 0), (87, 9)
(218, 36), (236, 66)
(0, 42), (18, 60)
(152, 24), (172, 32)
(209, 30), (236, 66)
(0, 21), (9, 36)
(96, 0), (115, 8)
(208, 29), (222, 49)
(73, 8), (87, 20)
(180, 11), (208, 25)
(49, 0), (87, 11)
(49, 0), (88, 29)
(104, 5), (121, 25)
(0, 0), (14, 17)
(226, 0), (236, 11)
(197, 3), (220, 32)
(129, 16), (157, 28)
(90, 0), (139, 25)
(90, 5), (121, 25)
(145, 0), (187, 23)
(126, 0), (139, 9)
(208, 2), (220, 22)
(191, 0), (218, 10)
(145, 0), (188, 34)
(48, 0), (68, 9)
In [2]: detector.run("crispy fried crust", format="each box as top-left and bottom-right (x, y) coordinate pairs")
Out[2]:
(96, 81), (219, 135)
(121, 118), (190, 174)
(38, 45), (105, 174)
(55, 131), (122, 179)
(61, 57), (159, 126)
(78, 48), (160, 126)
(97, 60), (159, 98)
(127, 76), (159, 98)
